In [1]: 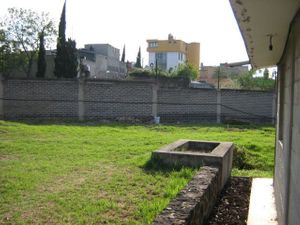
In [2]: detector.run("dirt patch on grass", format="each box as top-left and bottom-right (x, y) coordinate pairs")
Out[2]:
(0, 154), (18, 161)
(18, 201), (58, 225)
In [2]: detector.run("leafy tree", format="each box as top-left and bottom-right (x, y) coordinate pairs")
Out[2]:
(0, 29), (24, 77)
(54, 1), (78, 78)
(238, 70), (275, 91)
(0, 7), (56, 77)
(36, 31), (46, 78)
(121, 45), (125, 62)
(135, 47), (142, 68)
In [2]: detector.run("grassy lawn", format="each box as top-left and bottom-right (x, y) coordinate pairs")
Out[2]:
(0, 121), (275, 225)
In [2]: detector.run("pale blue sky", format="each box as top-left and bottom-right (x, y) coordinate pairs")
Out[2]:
(0, 0), (249, 66)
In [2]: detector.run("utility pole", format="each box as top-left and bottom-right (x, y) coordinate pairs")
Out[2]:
(155, 58), (158, 79)
(217, 66), (220, 90)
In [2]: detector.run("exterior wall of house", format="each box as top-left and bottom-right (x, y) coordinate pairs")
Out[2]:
(86, 56), (126, 79)
(166, 52), (185, 71)
(186, 42), (200, 70)
(148, 52), (186, 71)
(149, 52), (156, 67)
(79, 44), (127, 79)
(275, 11), (300, 225)
(84, 44), (120, 60)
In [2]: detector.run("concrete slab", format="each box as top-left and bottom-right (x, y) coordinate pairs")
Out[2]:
(247, 178), (278, 225)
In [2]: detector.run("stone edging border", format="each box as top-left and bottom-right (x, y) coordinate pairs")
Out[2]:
(152, 166), (221, 225)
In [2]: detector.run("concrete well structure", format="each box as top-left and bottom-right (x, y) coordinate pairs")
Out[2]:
(152, 139), (234, 189)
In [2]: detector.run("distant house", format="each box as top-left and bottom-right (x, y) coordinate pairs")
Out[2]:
(230, 1), (300, 225)
(11, 44), (126, 79)
(147, 34), (200, 73)
(78, 44), (127, 79)
(200, 63), (248, 81)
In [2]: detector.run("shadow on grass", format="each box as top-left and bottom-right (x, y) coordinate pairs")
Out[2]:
(2, 118), (140, 128)
(141, 157), (199, 175)
(2, 118), (274, 130)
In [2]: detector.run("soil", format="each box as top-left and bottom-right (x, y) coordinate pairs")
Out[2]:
(206, 176), (252, 225)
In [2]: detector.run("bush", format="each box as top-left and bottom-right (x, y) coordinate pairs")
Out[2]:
(128, 62), (198, 81)
(128, 68), (154, 77)
(233, 147), (254, 170)
(175, 63), (198, 80)
(238, 71), (275, 91)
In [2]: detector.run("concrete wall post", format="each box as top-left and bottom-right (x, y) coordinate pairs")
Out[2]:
(78, 79), (85, 121)
(152, 83), (158, 119)
(272, 92), (277, 125)
(0, 75), (4, 119)
(217, 90), (221, 123)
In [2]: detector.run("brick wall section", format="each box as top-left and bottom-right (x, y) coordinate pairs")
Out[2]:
(158, 88), (217, 122)
(84, 80), (153, 119)
(152, 166), (221, 225)
(221, 89), (275, 123)
(3, 79), (78, 119)
(1, 78), (275, 123)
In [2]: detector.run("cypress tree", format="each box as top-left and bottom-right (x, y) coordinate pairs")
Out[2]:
(54, 1), (78, 78)
(121, 45), (125, 62)
(36, 31), (46, 78)
(65, 38), (78, 78)
(54, 1), (67, 78)
(135, 46), (141, 68)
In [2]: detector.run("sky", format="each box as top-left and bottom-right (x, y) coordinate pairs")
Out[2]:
(0, 0), (249, 67)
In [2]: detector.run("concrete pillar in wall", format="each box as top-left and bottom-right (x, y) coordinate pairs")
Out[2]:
(0, 75), (3, 119)
(272, 92), (277, 125)
(152, 83), (158, 121)
(217, 90), (221, 123)
(78, 80), (85, 121)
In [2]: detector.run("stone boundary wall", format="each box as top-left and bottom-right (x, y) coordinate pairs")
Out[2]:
(0, 77), (276, 123)
(221, 89), (275, 123)
(152, 166), (221, 225)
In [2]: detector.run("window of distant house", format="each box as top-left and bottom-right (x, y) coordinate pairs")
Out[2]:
(178, 53), (183, 61)
(156, 53), (163, 59)
(149, 42), (158, 48)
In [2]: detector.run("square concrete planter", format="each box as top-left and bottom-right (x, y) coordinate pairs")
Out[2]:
(152, 139), (234, 188)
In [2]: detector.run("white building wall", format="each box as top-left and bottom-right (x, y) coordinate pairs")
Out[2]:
(167, 52), (180, 71)
(275, 12), (300, 225)
(167, 52), (186, 71)
(148, 51), (187, 71)
(149, 53), (156, 67)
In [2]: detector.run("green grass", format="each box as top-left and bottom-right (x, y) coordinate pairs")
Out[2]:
(0, 121), (275, 225)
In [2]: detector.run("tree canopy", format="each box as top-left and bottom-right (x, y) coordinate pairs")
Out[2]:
(0, 7), (56, 77)
(238, 70), (275, 91)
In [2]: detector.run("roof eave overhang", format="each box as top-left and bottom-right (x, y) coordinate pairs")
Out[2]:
(229, 0), (300, 69)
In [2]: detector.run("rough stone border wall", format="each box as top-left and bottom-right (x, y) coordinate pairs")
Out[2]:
(152, 166), (221, 225)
